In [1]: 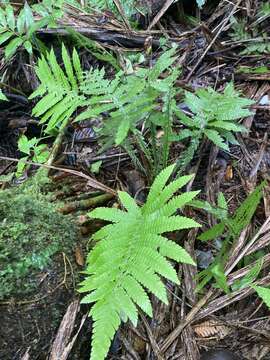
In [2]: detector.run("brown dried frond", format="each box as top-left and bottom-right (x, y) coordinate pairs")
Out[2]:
(193, 320), (231, 339)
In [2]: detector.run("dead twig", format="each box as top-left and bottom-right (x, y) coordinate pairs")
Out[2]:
(147, 0), (175, 30)
(0, 156), (117, 195)
(185, 0), (242, 82)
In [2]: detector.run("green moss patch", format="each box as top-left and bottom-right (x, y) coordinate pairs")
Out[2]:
(0, 179), (77, 299)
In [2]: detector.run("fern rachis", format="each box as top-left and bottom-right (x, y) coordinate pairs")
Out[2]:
(79, 164), (200, 360)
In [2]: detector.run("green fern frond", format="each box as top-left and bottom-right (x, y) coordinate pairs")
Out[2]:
(175, 83), (254, 163)
(227, 181), (265, 236)
(30, 45), (85, 132)
(79, 165), (199, 360)
(198, 181), (265, 242)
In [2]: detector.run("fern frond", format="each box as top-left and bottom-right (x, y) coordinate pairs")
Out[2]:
(175, 83), (254, 162)
(79, 165), (200, 360)
(30, 45), (85, 132)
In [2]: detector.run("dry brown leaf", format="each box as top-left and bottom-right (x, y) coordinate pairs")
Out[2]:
(193, 320), (231, 339)
(75, 245), (84, 266)
(225, 165), (233, 181)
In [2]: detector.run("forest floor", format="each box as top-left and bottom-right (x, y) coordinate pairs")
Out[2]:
(0, 0), (270, 359)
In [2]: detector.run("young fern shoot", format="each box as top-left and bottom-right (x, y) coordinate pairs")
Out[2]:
(79, 164), (200, 360)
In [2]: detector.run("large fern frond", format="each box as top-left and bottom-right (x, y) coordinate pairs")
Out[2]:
(79, 164), (200, 360)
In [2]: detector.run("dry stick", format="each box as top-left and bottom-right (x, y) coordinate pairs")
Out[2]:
(113, 0), (132, 31)
(225, 216), (270, 276)
(195, 274), (270, 322)
(38, 28), (162, 48)
(185, 0), (242, 82)
(249, 132), (268, 181)
(0, 156), (117, 195)
(59, 193), (113, 214)
(226, 253), (270, 286)
(147, 0), (176, 30)
(140, 312), (164, 360)
(160, 289), (214, 353)
(189, 221), (270, 324)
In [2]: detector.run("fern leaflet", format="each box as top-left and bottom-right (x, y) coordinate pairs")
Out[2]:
(0, 90), (7, 101)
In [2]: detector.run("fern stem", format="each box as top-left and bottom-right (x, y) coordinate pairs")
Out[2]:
(174, 134), (202, 177)
(38, 116), (70, 178)
(161, 89), (173, 171)
(150, 123), (159, 179)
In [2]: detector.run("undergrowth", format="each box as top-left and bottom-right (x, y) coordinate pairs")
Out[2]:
(193, 182), (265, 293)
(230, 1), (270, 54)
(0, 2), (265, 360)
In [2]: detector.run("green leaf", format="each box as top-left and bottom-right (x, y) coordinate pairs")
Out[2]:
(253, 285), (270, 308)
(16, 157), (28, 178)
(23, 40), (33, 55)
(211, 263), (229, 293)
(217, 192), (227, 211)
(16, 9), (26, 34)
(0, 89), (7, 101)
(0, 8), (7, 27)
(210, 121), (247, 133)
(5, 37), (24, 58)
(0, 31), (13, 46)
(232, 259), (263, 291)
(6, 5), (15, 31)
(23, 2), (34, 29)
(198, 222), (225, 241)
(90, 160), (102, 174)
(115, 119), (130, 145)
(18, 135), (37, 155)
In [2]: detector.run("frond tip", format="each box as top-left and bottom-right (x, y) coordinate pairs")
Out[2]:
(79, 165), (200, 360)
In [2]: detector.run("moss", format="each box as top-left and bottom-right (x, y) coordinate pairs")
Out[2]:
(0, 178), (78, 299)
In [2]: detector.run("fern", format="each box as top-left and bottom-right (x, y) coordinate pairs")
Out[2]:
(241, 36), (270, 55)
(195, 182), (265, 293)
(79, 164), (200, 360)
(32, 0), (64, 27)
(30, 44), (179, 149)
(229, 6), (270, 55)
(258, 2), (270, 19)
(173, 83), (254, 173)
